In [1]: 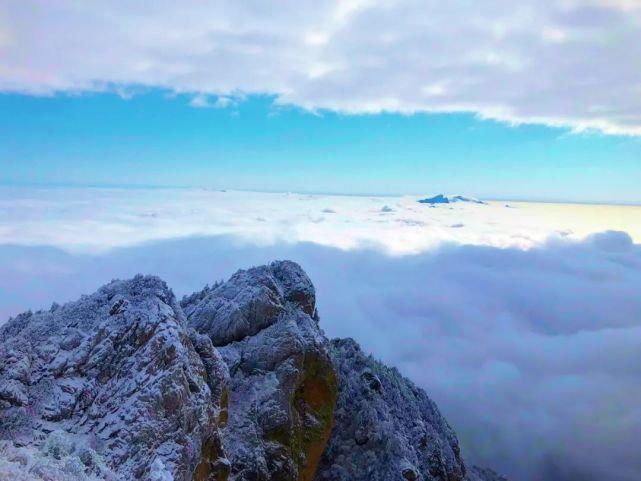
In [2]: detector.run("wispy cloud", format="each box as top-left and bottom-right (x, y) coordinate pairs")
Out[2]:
(1, 1), (640, 134)
(189, 93), (237, 109)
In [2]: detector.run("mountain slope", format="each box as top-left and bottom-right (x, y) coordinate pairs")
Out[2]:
(0, 275), (229, 480)
(183, 261), (337, 481)
(0, 261), (506, 481)
(316, 338), (465, 481)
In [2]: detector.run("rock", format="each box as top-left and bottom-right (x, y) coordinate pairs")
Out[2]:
(183, 261), (317, 347)
(315, 338), (466, 481)
(418, 195), (486, 205)
(465, 465), (509, 481)
(0, 275), (229, 481)
(1, 261), (507, 481)
(185, 261), (337, 481)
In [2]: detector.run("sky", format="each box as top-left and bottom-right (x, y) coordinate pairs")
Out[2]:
(1, 2), (641, 480)
(1, 92), (640, 203)
(1, 0), (641, 203)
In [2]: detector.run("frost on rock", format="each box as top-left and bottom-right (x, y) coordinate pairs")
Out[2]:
(0, 275), (229, 481)
(315, 338), (466, 481)
(1, 262), (508, 481)
(183, 260), (318, 346)
(0, 431), (116, 481)
(149, 459), (174, 481)
(186, 261), (337, 481)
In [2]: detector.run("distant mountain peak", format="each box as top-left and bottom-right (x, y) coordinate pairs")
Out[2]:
(418, 194), (487, 205)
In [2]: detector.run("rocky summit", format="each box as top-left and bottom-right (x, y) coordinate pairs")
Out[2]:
(0, 261), (506, 481)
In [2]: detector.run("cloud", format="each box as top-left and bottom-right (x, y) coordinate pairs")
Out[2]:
(1, 1), (640, 134)
(1, 187), (640, 255)
(189, 93), (238, 108)
(1, 232), (641, 481)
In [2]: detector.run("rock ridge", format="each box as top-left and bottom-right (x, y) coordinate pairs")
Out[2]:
(0, 261), (507, 481)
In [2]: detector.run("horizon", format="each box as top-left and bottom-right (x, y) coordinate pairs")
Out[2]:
(2, 182), (641, 206)
(1, 91), (640, 204)
(1, 2), (641, 481)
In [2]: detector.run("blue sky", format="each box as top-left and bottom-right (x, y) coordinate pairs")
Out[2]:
(1, 1), (641, 203)
(1, 91), (640, 203)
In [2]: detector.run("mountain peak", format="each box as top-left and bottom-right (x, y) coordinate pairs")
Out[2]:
(0, 262), (506, 481)
(418, 194), (487, 205)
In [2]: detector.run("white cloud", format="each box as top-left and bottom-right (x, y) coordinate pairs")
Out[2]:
(189, 93), (212, 108)
(1, 0), (640, 134)
(189, 93), (236, 108)
(1, 187), (640, 254)
(1, 187), (640, 480)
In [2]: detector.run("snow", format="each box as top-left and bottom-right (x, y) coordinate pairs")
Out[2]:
(0, 432), (116, 481)
(0, 275), (226, 481)
(149, 459), (173, 481)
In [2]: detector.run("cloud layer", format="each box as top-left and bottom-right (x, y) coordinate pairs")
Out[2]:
(1, 187), (640, 254)
(1, 188), (640, 479)
(1, 232), (641, 481)
(1, 0), (641, 133)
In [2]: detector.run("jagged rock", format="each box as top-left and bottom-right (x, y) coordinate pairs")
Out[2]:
(1, 261), (507, 481)
(184, 261), (337, 481)
(465, 465), (509, 481)
(315, 338), (466, 481)
(0, 275), (229, 481)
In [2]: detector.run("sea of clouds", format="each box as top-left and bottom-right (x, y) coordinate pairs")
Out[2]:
(1, 187), (641, 481)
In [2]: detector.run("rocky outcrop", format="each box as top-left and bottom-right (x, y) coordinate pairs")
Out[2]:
(183, 261), (337, 481)
(315, 338), (465, 481)
(0, 275), (229, 481)
(0, 261), (506, 481)
(465, 466), (509, 481)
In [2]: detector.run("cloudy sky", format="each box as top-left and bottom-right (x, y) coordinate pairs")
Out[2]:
(1, 2), (641, 480)
(1, 0), (641, 202)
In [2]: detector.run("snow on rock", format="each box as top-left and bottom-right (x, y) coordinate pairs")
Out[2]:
(0, 432), (117, 481)
(149, 459), (174, 481)
(0, 275), (229, 481)
(1, 261), (507, 481)
(315, 338), (466, 481)
(184, 261), (337, 481)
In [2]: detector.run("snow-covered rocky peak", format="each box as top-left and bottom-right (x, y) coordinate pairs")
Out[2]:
(182, 260), (317, 347)
(316, 337), (466, 481)
(418, 194), (487, 205)
(0, 275), (229, 481)
(0, 262), (507, 481)
(185, 260), (336, 481)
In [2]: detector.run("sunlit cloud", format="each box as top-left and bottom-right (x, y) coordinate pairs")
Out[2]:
(1, 187), (640, 255)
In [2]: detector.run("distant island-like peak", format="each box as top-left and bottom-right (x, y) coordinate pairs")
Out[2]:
(418, 194), (487, 205)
